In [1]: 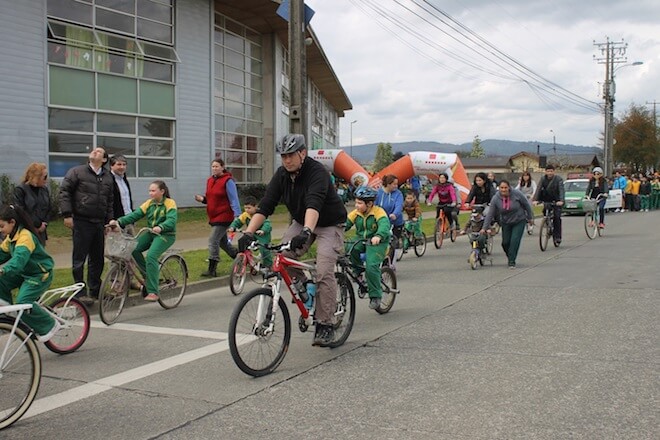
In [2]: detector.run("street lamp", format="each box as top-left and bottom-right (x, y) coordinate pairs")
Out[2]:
(605, 61), (643, 175)
(550, 129), (556, 162)
(350, 120), (357, 158)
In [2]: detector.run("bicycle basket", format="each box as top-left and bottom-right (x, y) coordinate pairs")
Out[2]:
(105, 231), (138, 260)
(582, 199), (598, 212)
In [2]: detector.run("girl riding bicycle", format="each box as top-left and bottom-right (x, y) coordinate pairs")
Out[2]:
(427, 173), (458, 230)
(402, 192), (422, 239)
(585, 167), (608, 228)
(345, 186), (391, 310)
(0, 204), (59, 342)
(108, 181), (177, 302)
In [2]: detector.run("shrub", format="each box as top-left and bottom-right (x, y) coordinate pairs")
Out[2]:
(0, 174), (16, 206)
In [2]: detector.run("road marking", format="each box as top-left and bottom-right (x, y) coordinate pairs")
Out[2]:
(90, 321), (229, 340)
(25, 340), (230, 419)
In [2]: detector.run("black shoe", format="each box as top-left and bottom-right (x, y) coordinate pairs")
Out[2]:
(312, 324), (335, 347)
(201, 259), (218, 277)
(78, 295), (96, 306)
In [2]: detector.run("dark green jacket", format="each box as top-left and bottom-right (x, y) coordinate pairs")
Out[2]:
(0, 227), (53, 281)
(118, 197), (178, 236)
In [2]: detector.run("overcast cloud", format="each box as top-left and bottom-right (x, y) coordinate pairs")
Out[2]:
(304, 0), (659, 150)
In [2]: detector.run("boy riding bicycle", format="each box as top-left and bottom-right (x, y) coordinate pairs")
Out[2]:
(228, 196), (273, 269)
(402, 192), (423, 240)
(345, 186), (391, 310)
(460, 205), (488, 253)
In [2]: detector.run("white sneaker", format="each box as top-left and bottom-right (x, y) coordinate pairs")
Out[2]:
(37, 320), (62, 343)
(615, 208), (620, 213)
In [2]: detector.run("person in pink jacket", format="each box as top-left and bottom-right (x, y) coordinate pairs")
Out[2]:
(427, 173), (458, 230)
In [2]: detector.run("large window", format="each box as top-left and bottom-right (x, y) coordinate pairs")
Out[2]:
(46, 0), (177, 177)
(213, 13), (263, 184)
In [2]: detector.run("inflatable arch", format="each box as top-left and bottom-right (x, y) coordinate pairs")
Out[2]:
(307, 150), (471, 203)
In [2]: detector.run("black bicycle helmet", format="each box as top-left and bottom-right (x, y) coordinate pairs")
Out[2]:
(353, 186), (378, 202)
(275, 133), (306, 154)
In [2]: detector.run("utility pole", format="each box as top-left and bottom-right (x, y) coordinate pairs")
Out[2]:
(594, 38), (628, 176)
(646, 100), (658, 135)
(289, 0), (307, 137)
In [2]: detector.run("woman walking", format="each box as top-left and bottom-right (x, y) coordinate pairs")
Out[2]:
(482, 180), (533, 269)
(194, 159), (241, 277)
(13, 163), (51, 245)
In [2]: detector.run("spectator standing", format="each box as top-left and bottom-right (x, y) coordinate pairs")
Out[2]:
(59, 147), (114, 304)
(623, 175), (633, 212)
(410, 175), (421, 201)
(630, 175), (641, 211)
(612, 171), (627, 212)
(13, 163), (50, 245)
(194, 159), (240, 278)
(533, 164), (565, 245)
(651, 176), (660, 210)
(639, 175), (652, 212)
(482, 180), (534, 269)
(109, 155), (134, 234)
(487, 172), (499, 192)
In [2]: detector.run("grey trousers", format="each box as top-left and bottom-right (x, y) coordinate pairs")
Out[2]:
(208, 224), (237, 261)
(282, 221), (344, 325)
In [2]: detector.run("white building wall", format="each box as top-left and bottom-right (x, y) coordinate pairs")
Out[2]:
(0, 0), (48, 181)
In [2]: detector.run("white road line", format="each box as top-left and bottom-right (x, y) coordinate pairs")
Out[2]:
(90, 321), (229, 340)
(25, 340), (230, 419)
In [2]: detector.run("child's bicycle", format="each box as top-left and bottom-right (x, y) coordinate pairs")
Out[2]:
(434, 203), (457, 249)
(583, 193), (607, 239)
(228, 241), (355, 377)
(338, 239), (399, 314)
(99, 228), (188, 325)
(539, 202), (559, 251)
(395, 219), (427, 260)
(0, 303), (41, 429)
(229, 246), (267, 295)
(0, 283), (91, 355)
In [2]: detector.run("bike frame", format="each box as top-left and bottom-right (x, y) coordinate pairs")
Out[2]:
(0, 304), (34, 364)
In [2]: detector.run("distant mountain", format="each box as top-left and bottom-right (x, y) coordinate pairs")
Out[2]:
(339, 140), (601, 163)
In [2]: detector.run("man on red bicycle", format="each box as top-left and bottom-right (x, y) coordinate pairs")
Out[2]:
(238, 134), (347, 347)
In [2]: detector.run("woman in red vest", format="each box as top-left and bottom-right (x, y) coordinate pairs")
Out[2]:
(194, 159), (241, 277)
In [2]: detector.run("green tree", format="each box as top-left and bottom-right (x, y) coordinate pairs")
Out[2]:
(470, 135), (485, 158)
(373, 142), (393, 172)
(613, 104), (659, 173)
(454, 150), (471, 158)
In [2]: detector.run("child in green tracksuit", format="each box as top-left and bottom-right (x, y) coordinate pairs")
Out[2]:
(228, 196), (272, 268)
(0, 204), (58, 340)
(109, 181), (177, 302)
(345, 187), (391, 310)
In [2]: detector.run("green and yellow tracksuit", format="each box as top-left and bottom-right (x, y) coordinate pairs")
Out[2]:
(229, 212), (273, 268)
(0, 227), (55, 335)
(118, 197), (177, 296)
(345, 206), (391, 299)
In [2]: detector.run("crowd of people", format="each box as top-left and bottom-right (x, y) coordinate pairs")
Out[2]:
(2, 135), (658, 349)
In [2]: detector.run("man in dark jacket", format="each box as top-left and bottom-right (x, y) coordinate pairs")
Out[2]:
(59, 147), (114, 303)
(238, 134), (347, 347)
(532, 164), (565, 244)
(110, 154), (134, 233)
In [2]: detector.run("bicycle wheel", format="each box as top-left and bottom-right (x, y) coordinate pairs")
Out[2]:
(434, 219), (444, 249)
(377, 267), (397, 314)
(99, 262), (129, 326)
(326, 272), (356, 348)
(414, 232), (427, 257)
(468, 250), (478, 270)
(584, 212), (597, 239)
(228, 288), (291, 377)
(229, 253), (247, 296)
(394, 235), (404, 262)
(539, 219), (549, 251)
(43, 298), (90, 355)
(450, 225), (457, 242)
(0, 320), (41, 430)
(597, 216), (604, 237)
(158, 255), (188, 309)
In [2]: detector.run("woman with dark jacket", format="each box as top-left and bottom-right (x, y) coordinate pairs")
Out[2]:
(194, 159), (241, 277)
(585, 166), (608, 228)
(482, 180), (534, 269)
(13, 163), (50, 245)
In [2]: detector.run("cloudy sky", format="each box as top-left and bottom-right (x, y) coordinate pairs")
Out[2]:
(304, 0), (659, 151)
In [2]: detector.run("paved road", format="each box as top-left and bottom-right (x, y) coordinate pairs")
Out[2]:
(7, 212), (658, 439)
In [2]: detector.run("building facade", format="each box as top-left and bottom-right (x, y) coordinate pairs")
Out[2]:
(0, 0), (351, 205)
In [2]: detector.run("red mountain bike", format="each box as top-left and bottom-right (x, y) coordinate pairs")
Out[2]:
(228, 242), (355, 377)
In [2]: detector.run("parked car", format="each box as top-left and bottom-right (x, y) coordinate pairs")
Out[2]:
(563, 179), (622, 214)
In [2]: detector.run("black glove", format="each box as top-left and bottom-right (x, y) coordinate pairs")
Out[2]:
(290, 227), (312, 251)
(238, 232), (255, 253)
